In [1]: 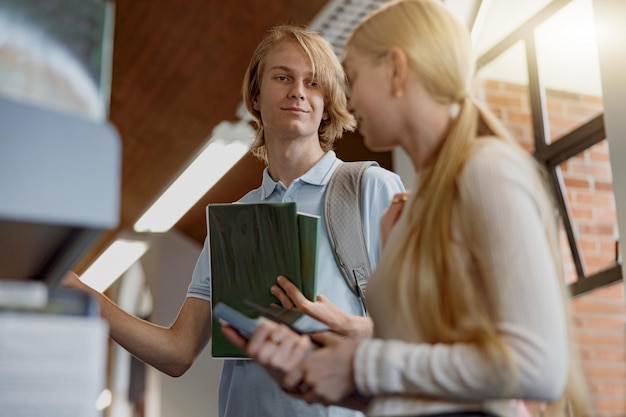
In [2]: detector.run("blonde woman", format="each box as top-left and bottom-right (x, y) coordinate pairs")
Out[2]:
(223, 1), (592, 416)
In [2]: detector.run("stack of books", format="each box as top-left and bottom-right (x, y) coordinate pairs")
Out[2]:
(207, 202), (320, 358)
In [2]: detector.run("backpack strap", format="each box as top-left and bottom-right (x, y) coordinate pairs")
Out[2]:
(324, 160), (378, 311)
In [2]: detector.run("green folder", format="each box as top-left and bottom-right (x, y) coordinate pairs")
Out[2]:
(207, 202), (319, 358)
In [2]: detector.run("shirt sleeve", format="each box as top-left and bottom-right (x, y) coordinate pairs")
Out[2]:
(186, 236), (212, 301)
(354, 143), (568, 402)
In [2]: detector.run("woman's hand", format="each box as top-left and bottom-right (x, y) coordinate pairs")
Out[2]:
(221, 318), (312, 391)
(296, 331), (360, 405)
(381, 191), (410, 249)
(271, 276), (373, 340)
(223, 320), (367, 410)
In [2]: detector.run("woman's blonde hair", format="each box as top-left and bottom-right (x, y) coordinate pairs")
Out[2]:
(242, 24), (356, 164)
(344, 1), (590, 415)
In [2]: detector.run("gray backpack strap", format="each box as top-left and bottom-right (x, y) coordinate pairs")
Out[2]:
(324, 161), (378, 311)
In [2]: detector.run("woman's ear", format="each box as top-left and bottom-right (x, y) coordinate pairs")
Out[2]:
(387, 46), (409, 98)
(252, 94), (260, 111)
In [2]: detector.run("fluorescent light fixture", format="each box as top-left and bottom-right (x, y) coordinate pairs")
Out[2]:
(134, 120), (255, 233)
(80, 238), (150, 292)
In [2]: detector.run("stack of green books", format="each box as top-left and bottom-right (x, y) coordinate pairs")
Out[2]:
(207, 202), (319, 358)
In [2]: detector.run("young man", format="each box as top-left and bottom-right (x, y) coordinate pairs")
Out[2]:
(65, 25), (404, 417)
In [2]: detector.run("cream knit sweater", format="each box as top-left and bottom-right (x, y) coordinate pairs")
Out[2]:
(356, 140), (568, 417)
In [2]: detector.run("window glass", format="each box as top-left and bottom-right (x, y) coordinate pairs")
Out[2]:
(534, 0), (604, 142)
(473, 0), (552, 56)
(475, 41), (534, 152)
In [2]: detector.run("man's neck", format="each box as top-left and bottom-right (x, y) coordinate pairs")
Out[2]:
(266, 137), (325, 188)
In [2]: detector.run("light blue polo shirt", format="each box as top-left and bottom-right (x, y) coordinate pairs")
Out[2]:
(188, 150), (405, 417)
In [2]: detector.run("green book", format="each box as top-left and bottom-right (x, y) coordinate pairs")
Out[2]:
(298, 214), (319, 301)
(207, 202), (319, 358)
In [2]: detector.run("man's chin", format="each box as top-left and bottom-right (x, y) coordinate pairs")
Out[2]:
(279, 124), (320, 140)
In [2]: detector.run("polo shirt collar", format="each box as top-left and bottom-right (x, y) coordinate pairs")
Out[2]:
(259, 151), (340, 199)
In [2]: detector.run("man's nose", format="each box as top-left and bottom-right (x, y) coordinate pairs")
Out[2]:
(289, 81), (305, 100)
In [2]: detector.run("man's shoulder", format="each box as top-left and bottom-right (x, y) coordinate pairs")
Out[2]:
(238, 186), (264, 203)
(328, 162), (405, 208)
(334, 160), (401, 182)
(361, 163), (405, 191)
(363, 163), (399, 178)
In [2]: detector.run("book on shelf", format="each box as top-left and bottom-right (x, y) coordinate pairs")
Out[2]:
(207, 202), (320, 358)
(0, 280), (99, 316)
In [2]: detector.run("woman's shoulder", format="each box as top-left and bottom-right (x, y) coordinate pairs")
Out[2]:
(463, 138), (533, 179)
(458, 137), (541, 202)
(470, 136), (525, 160)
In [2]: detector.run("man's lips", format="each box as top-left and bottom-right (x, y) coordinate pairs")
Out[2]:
(282, 107), (309, 113)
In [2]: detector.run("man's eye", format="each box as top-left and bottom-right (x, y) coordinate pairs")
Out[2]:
(276, 75), (288, 81)
(308, 80), (319, 88)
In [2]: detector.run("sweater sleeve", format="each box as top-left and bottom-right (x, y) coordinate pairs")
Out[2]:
(354, 143), (568, 402)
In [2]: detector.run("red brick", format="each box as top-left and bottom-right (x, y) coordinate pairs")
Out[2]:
(581, 94), (604, 106)
(580, 348), (626, 362)
(596, 209), (617, 224)
(578, 223), (616, 237)
(477, 78), (503, 91)
(569, 161), (612, 179)
(505, 109), (531, 124)
(590, 381), (626, 395)
(549, 117), (586, 139)
(564, 176), (591, 189)
(546, 88), (582, 101)
(503, 82), (528, 94)
(575, 191), (614, 207)
(596, 180), (614, 192)
(485, 93), (524, 108)
(574, 315), (625, 330)
(584, 364), (626, 379)
(579, 283), (624, 300)
(546, 100), (564, 114)
(572, 297), (626, 315)
(599, 240), (619, 255)
(590, 149), (611, 163)
(571, 207), (594, 221)
(565, 104), (602, 119)
(595, 398), (626, 414)
(584, 256), (618, 273)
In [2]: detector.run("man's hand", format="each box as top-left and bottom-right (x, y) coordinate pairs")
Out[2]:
(271, 276), (373, 340)
(62, 270), (93, 293)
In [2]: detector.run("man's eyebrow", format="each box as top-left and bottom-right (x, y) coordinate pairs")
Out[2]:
(268, 65), (314, 77)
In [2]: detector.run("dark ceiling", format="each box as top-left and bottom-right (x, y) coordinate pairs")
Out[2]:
(75, 0), (393, 272)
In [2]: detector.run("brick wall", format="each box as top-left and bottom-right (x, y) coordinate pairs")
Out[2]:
(476, 78), (625, 416)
